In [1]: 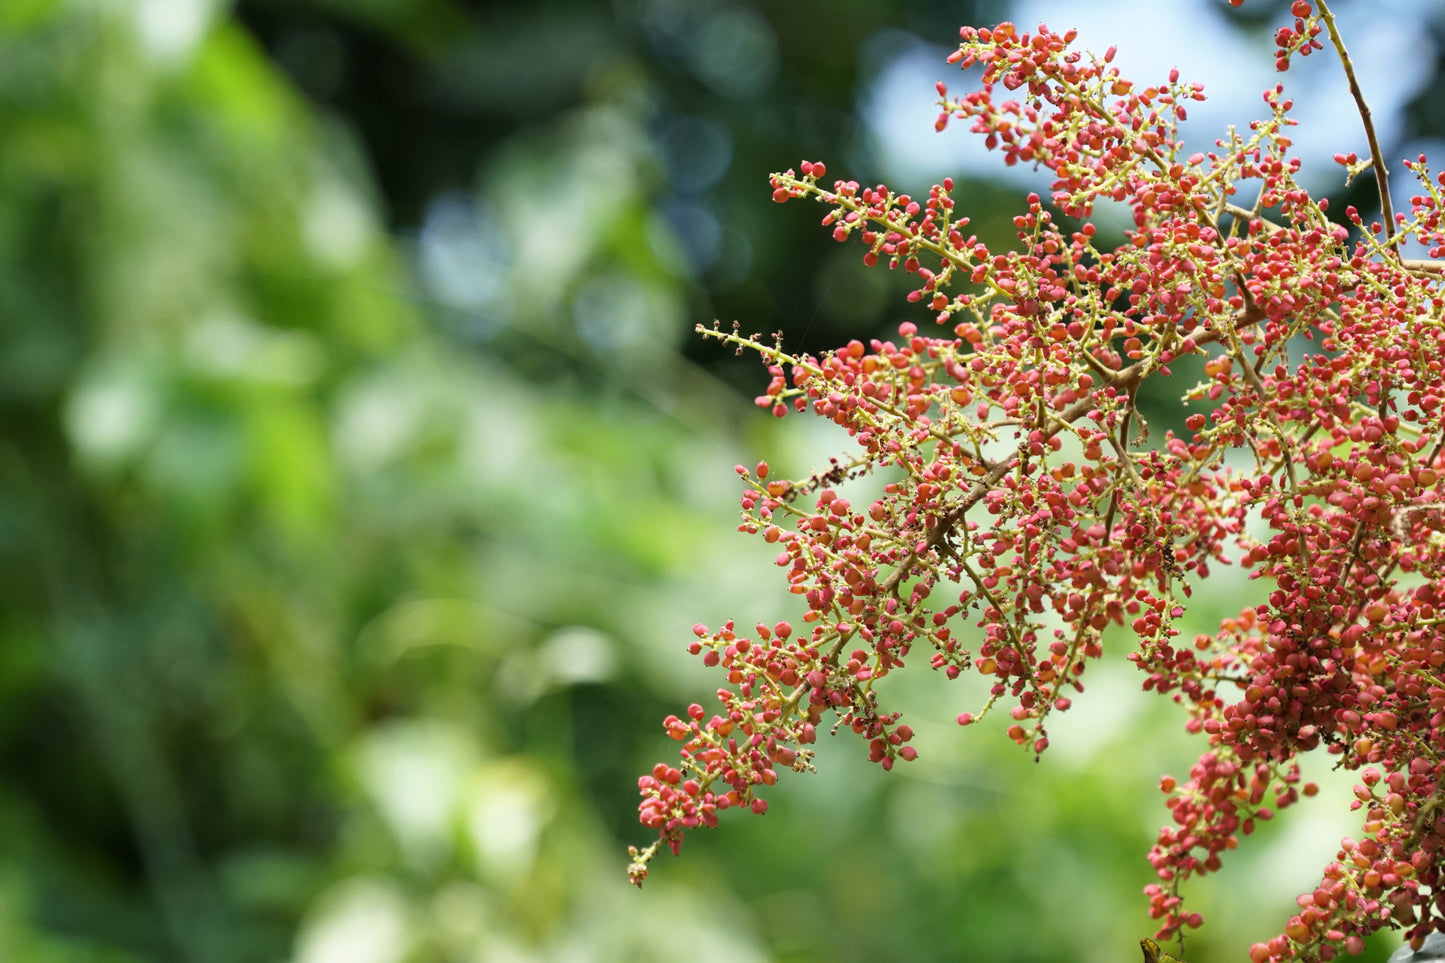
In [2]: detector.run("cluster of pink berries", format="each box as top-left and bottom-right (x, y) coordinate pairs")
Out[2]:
(632, 6), (1445, 961)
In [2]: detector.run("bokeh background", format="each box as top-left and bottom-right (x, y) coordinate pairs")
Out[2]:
(2, 1), (1443, 961)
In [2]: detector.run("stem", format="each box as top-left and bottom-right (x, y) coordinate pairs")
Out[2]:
(1317, 0), (1397, 253)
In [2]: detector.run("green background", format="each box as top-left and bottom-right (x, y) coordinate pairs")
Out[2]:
(0, 1), (1434, 960)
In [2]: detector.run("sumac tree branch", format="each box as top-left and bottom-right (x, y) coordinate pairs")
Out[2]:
(629, 6), (1445, 961)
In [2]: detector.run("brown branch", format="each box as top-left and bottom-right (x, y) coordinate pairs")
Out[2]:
(1317, 0), (1397, 253)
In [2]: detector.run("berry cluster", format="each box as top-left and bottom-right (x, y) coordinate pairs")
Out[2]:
(631, 4), (1445, 960)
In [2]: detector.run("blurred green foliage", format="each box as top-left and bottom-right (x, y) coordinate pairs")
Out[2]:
(0, 1), (1426, 961)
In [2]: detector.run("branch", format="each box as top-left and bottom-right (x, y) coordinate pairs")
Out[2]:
(1317, 0), (1397, 253)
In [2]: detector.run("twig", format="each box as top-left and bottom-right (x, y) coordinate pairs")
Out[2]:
(1317, 0), (1397, 254)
